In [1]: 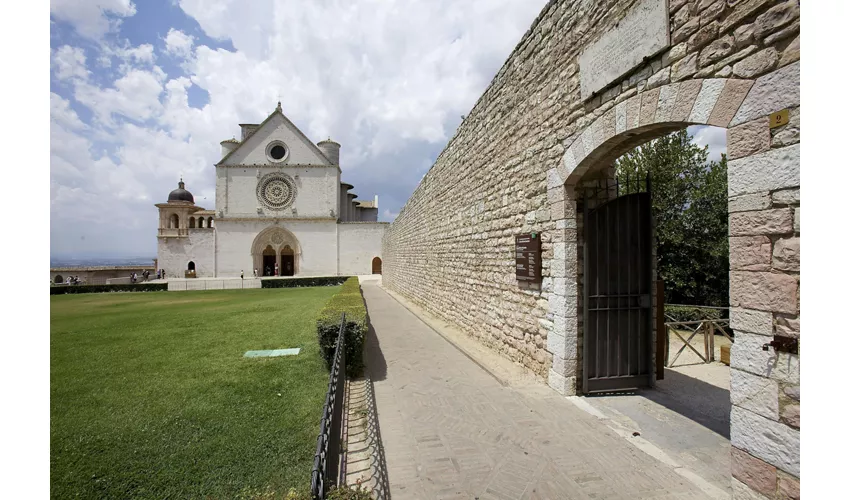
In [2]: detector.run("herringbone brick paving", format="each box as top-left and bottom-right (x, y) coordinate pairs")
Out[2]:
(362, 281), (716, 499)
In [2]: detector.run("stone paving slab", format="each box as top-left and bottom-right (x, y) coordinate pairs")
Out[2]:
(361, 281), (721, 499)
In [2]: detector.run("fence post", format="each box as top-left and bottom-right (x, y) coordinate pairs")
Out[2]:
(709, 321), (715, 362)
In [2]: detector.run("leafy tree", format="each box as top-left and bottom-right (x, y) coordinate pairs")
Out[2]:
(615, 129), (728, 306)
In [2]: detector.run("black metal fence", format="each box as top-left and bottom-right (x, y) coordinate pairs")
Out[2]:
(311, 312), (346, 499)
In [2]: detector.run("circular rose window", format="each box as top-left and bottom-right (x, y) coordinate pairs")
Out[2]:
(256, 172), (297, 211)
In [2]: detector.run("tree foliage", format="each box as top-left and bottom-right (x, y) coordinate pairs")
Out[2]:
(615, 129), (728, 306)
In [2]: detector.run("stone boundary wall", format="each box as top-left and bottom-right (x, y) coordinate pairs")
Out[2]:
(383, 1), (799, 496)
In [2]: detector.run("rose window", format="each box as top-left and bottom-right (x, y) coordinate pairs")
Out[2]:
(257, 172), (297, 211)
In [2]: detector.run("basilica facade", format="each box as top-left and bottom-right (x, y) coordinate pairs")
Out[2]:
(156, 103), (386, 278)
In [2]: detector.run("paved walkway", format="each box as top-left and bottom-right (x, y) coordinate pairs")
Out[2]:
(362, 281), (721, 500)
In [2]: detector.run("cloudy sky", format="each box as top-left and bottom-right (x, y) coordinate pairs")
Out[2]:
(50, 0), (724, 259)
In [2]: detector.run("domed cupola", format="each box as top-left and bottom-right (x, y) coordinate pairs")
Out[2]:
(168, 178), (194, 203)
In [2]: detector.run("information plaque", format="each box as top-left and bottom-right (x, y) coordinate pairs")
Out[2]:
(516, 233), (542, 285)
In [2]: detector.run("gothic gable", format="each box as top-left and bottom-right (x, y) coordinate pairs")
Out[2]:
(218, 108), (332, 167)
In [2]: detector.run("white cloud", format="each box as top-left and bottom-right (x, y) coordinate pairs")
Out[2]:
(51, 93), (88, 130)
(53, 45), (89, 81)
(164, 28), (195, 58)
(74, 68), (166, 124)
(50, 0), (137, 40)
(689, 125), (727, 162)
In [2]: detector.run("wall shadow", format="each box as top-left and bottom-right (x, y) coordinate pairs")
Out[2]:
(363, 301), (388, 383)
(642, 369), (731, 438)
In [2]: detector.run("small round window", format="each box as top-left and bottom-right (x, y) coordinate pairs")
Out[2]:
(270, 145), (286, 160)
(265, 141), (289, 163)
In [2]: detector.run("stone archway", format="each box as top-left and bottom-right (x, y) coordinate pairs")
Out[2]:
(251, 226), (301, 277)
(544, 73), (800, 396)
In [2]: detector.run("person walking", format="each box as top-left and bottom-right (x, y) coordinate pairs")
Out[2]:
(241, 270), (244, 280)
(274, 263), (279, 276)
(253, 268), (257, 278)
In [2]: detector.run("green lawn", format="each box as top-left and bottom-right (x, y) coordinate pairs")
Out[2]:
(51, 287), (340, 499)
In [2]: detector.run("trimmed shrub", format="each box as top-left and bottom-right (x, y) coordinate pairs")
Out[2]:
(316, 277), (368, 377)
(49, 283), (168, 295)
(665, 305), (724, 323)
(261, 276), (350, 288)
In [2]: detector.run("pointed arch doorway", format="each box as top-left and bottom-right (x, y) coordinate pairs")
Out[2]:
(251, 226), (301, 277)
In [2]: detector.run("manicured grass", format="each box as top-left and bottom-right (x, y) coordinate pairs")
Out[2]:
(51, 287), (341, 499)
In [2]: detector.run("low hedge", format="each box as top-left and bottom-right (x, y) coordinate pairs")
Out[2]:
(49, 283), (168, 295)
(316, 277), (367, 377)
(665, 304), (725, 323)
(261, 276), (350, 288)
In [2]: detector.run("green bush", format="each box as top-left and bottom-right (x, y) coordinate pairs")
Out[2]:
(49, 283), (168, 295)
(316, 277), (368, 377)
(262, 277), (350, 288)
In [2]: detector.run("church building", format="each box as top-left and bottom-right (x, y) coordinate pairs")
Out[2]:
(155, 103), (386, 278)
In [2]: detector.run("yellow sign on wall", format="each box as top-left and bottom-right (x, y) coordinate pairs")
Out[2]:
(769, 109), (790, 129)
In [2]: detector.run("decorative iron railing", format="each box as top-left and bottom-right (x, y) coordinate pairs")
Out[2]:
(664, 305), (731, 367)
(311, 312), (346, 499)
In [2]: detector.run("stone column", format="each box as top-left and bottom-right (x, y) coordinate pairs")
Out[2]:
(726, 104), (800, 498)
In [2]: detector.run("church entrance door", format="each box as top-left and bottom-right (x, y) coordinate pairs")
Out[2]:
(281, 245), (295, 276)
(262, 245), (276, 276)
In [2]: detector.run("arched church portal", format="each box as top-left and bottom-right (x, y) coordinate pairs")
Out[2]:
(251, 227), (300, 277)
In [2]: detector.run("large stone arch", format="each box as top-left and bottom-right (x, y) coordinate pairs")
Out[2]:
(251, 226), (301, 276)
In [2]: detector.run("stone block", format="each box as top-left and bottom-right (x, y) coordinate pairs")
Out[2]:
(639, 88), (661, 126)
(753, 0), (799, 41)
(731, 61), (800, 127)
(793, 208), (799, 233)
(670, 79), (702, 121)
(730, 307), (773, 335)
(708, 79), (754, 127)
(729, 236), (772, 271)
(731, 405), (800, 476)
(655, 83), (679, 122)
(668, 42), (688, 63)
(731, 368), (779, 420)
(719, 0), (773, 34)
(700, 0), (725, 24)
(771, 107), (800, 147)
(731, 478), (772, 500)
(734, 23), (755, 49)
(626, 95), (641, 129)
(772, 237), (799, 271)
(774, 315), (799, 338)
(728, 144), (800, 197)
(728, 192), (770, 213)
(728, 117), (770, 160)
(733, 47), (779, 79)
(689, 79), (725, 123)
(689, 21), (719, 50)
(548, 184), (566, 204)
(715, 65), (732, 78)
(699, 35), (734, 67)
(671, 52), (698, 82)
(731, 331), (800, 384)
(779, 35), (800, 67)
(730, 271), (798, 314)
(615, 101), (628, 133)
(548, 369), (576, 396)
(729, 209), (794, 236)
(673, 17), (700, 44)
(777, 473), (800, 499)
(781, 403), (799, 429)
(731, 446), (778, 497)
(783, 385), (800, 402)
(771, 188), (799, 205)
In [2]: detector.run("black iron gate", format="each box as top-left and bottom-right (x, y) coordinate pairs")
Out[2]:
(583, 176), (652, 394)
